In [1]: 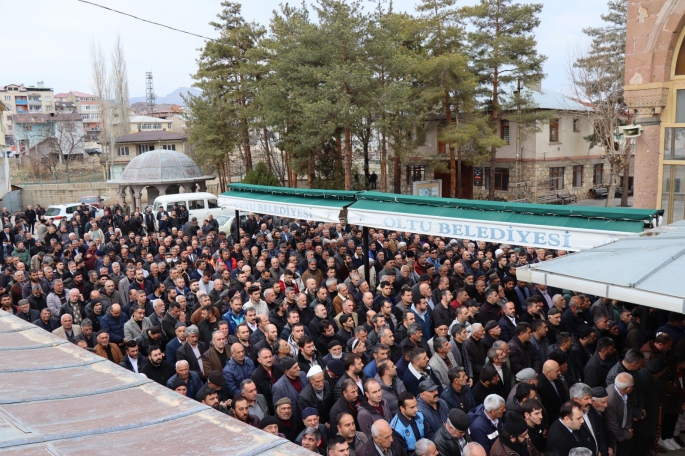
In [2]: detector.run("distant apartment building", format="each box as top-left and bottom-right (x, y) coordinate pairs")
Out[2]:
(54, 91), (102, 139)
(0, 82), (55, 143)
(12, 113), (85, 159)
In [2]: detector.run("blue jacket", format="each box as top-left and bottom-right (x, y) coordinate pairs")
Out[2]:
(417, 396), (449, 439)
(363, 360), (378, 378)
(165, 337), (183, 366)
(223, 356), (255, 397)
(222, 309), (245, 335)
(390, 411), (425, 451)
(411, 305), (433, 339)
(272, 372), (309, 422)
(167, 371), (203, 400)
(468, 404), (502, 455)
(440, 384), (476, 414)
(100, 313), (126, 343)
(656, 323), (685, 347)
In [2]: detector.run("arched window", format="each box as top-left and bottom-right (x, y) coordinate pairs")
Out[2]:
(676, 36), (685, 75)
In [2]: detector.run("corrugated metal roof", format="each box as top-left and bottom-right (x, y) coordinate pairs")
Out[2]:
(0, 310), (315, 455)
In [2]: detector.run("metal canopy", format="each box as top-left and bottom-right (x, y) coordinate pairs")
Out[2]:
(218, 184), (358, 223)
(517, 221), (685, 313)
(347, 192), (661, 251)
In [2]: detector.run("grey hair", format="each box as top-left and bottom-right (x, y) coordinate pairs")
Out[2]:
(463, 442), (485, 456)
(470, 323), (483, 333)
(302, 426), (321, 441)
(414, 439), (436, 456)
(552, 294), (564, 304)
(239, 378), (255, 392)
(185, 325), (199, 335)
(407, 323), (423, 336)
(337, 283), (348, 292)
(153, 299), (165, 309)
(370, 422), (383, 439)
(434, 337), (448, 350)
(483, 394), (505, 412)
(175, 360), (189, 369)
(325, 278), (337, 288)
(615, 373), (635, 390)
(569, 382), (592, 401)
(569, 449), (593, 456)
(492, 340), (507, 350)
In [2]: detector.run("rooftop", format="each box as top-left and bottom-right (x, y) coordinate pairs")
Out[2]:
(12, 113), (83, 124)
(108, 149), (213, 184)
(0, 310), (313, 455)
(115, 130), (187, 144)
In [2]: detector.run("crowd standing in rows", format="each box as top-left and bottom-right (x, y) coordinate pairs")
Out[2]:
(4, 202), (685, 456)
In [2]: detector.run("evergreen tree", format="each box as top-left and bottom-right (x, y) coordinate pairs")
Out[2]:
(462, 0), (546, 200)
(192, 2), (265, 174)
(242, 161), (281, 186)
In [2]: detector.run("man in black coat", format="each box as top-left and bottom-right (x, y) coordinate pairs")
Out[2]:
(140, 345), (175, 386)
(538, 359), (569, 423)
(297, 365), (333, 425)
(176, 325), (208, 376)
(547, 401), (597, 456)
(15, 299), (39, 323)
(250, 346), (284, 415)
(119, 340), (148, 373)
(497, 301), (519, 343)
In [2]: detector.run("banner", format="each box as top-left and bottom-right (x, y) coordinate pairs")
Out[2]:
(346, 208), (631, 251)
(218, 195), (343, 223)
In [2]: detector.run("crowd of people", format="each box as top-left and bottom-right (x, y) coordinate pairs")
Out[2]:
(4, 202), (685, 456)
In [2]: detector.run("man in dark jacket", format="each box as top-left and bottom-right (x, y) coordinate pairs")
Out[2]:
(583, 337), (617, 388)
(140, 345), (174, 385)
(507, 322), (541, 376)
(356, 419), (407, 456)
(297, 365), (333, 425)
(432, 408), (472, 456)
(119, 339), (148, 373)
(176, 325), (207, 376)
(251, 347), (284, 415)
(497, 301), (519, 343)
(15, 299), (39, 323)
(537, 359), (569, 423)
(547, 401), (597, 456)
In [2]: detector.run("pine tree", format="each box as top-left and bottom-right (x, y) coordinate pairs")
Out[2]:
(192, 2), (265, 174)
(462, 0), (546, 200)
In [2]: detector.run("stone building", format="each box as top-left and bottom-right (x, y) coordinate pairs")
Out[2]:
(403, 89), (611, 201)
(625, 0), (685, 224)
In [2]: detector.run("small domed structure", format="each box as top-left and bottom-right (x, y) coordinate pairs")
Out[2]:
(108, 149), (214, 210)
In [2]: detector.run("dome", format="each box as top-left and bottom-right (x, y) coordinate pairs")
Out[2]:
(113, 150), (213, 184)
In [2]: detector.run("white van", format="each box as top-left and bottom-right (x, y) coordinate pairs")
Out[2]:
(152, 192), (230, 224)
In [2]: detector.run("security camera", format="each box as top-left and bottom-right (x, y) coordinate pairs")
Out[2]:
(618, 124), (643, 138)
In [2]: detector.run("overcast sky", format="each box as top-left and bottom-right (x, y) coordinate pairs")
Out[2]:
(4, 0), (609, 98)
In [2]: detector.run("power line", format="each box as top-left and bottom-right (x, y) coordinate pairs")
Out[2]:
(76, 0), (215, 41)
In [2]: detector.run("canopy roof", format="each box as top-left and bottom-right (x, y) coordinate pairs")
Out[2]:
(218, 184), (357, 223)
(218, 185), (663, 251)
(517, 220), (685, 313)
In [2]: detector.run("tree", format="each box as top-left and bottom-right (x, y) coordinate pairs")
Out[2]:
(242, 161), (281, 186)
(193, 1), (265, 174)
(90, 35), (130, 179)
(462, 0), (546, 200)
(573, 0), (628, 206)
(49, 115), (86, 182)
(184, 92), (239, 190)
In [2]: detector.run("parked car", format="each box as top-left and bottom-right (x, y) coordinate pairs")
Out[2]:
(215, 212), (248, 237)
(85, 148), (101, 155)
(79, 195), (104, 208)
(43, 203), (104, 222)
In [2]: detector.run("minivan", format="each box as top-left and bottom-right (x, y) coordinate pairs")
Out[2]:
(152, 192), (230, 224)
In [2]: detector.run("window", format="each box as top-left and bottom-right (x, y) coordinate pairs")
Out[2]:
(118, 146), (129, 156)
(484, 167), (510, 191)
(207, 199), (218, 208)
(45, 96), (51, 101)
(168, 123), (172, 129)
(500, 120), (510, 144)
(664, 128), (685, 159)
(188, 200), (205, 210)
(549, 167), (565, 190)
(573, 165), (583, 187)
(138, 144), (151, 154)
(549, 119), (560, 142)
(162, 144), (176, 150)
(3, 96), (9, 101)
(593, 164), (604, 185)
(573, 118), (580, 132)
(406, 165), (426, 183)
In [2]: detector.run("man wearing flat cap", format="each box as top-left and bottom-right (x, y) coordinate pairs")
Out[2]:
(587, 387), (610, 456)
(490, 411), (539, 456)
(431, 408), (472, 456)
